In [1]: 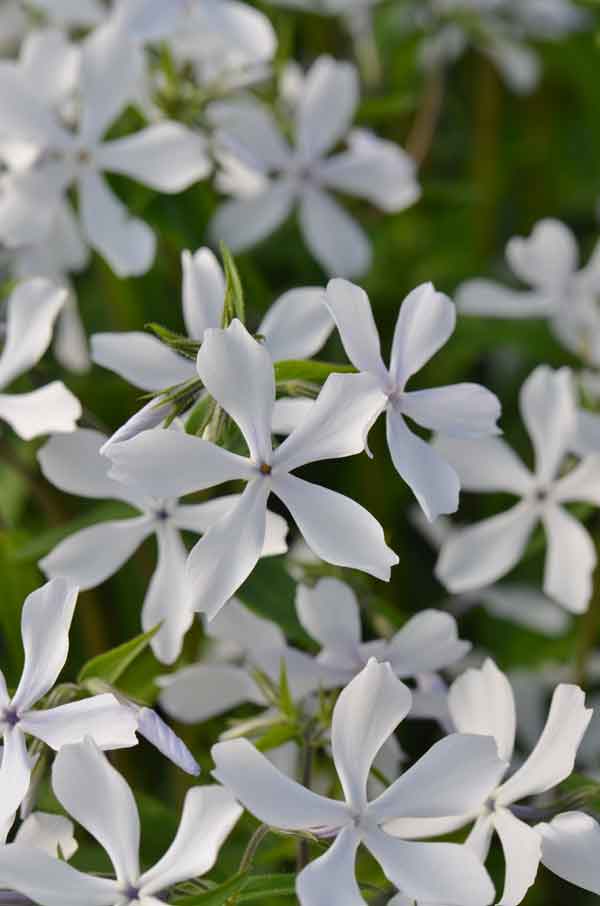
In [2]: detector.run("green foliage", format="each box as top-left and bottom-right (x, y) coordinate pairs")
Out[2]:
(78, 624), (161, 686)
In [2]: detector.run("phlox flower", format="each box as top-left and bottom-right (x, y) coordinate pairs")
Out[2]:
(457, 219), (600, 366)
(92, 245), (332, 447)
(0, 738), (242, 906)
(324, 278), (501, 520)
(0, 278), (80, 439)
(435, 366), (600, 613)
(107, 319), (398, 619)
(536, 811), (600, 896)
(0, 578), (138, 824)
(213, 658), (506, 906)
(0, 20), (210, 277)
(388, 659), (592, 906)
(209, 55), (420, 277)
(38, 428), (288, 664)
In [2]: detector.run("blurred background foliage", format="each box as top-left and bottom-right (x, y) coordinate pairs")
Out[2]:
(3, 2), (600, 902)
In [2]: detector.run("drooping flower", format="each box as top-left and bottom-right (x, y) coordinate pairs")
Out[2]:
(107, 319), (398, 619)
(0, 279), (81, 438)
(0, 738), (242, 906)
(323, 278), (501, 520)
(0, 579), (138, 823)
(387, 658), (592, 906)
(213, 658), (505, 906)
(209, 56), (420, 277)
(38, 428), (288, 664)
(457, 219), (600, 367)
(435, 366), (600, 613)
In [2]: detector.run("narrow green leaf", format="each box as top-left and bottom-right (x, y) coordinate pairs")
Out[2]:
(173, 872), (250, 906)
(274, 360), (356, 384)
(77, 624), (161, 685)
(220, 244), (245, 325)
(238, 873), (297, 902)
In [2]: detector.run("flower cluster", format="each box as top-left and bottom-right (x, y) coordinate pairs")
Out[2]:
(0, 3), (599, 906)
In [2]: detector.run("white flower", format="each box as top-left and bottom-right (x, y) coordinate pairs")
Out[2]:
(324, 278), (501, 520)
(294, 576), (470, 686)
(91, 245), (333, 446)
(11, 811), (78, 860)
(209, 56), (420, 277)
(0, 738), (242, 906)
(388, 659), (592, 906)
(120, 0), (276, 89)
(38, 428), (289, 664)
(536, 811), (600, 896)
(0, 21), (210, 277)
(213, 658), (505, 906)
(457, 219), (600, 366)
(0, 579), (139, 823)
(435, 366), (600, 613)
(107, 319), (398, 619)
(0, 279), (81, 438)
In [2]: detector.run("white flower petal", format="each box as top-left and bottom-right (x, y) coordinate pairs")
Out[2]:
(317, 129), (420, 212)
(12, 578), (78, 712)
(196, 320), (274, 463)
(159, 664), (261, 724)
(142, 525), (194, 665)
(494, 807), (541, 906)
(467, 812), (496, 862)
(0, 728), (35, 825)
(432, 436), (533, 495)
(274, 372), (386, 473)
(15, 811), (77, 860)
(299, 186), (371, 278)
(259, 287), (333, 362)
(208, 99), (291, 171)
(210, 182), (294, 252)
(271, 397), (314, 435)
(554, 455), (600, 506)
(384, 610), (470, 677)
(519, 366), (576, 484)
(141, 786), (242, 893)
(79, 22), (139, 143)
(386, 407), (460, 522)
(181, 247), (224, 339)
(479, 584), (570, 636)
(79, 167), (155, 277)
(371, 734), (505, 824)
(98, 123), (210, 192)
(187, 479), (270, 620)
(542, 504), (596, 613)
(435, 503), (538, 593)
(39, 517), (153, 590)
(211, 737), (348, 830)
(133, 707), (199, 776)
(22, 694), (138, 750)
(175, 496), (288, 557)
(390, 284), (455, 389)
(332, 660), (411, 812)
(297, 827), (364, 906)
(38, 428), (141, 503)
(456, 279), (553, 318)
(91, 332), (194, 392)
(52, 739), (140, 884)
(0, 383), (81, 440)
(0, 279), (66, 388)
(296, 578), (362, 650)
(448, 658), (516, 763)
(401, 384), (501, 438)
(496, 684), (592, 806)
(106, 429), (254, 499)
(507, 219), (578, 291)
(20, 28), (80, 109)
(100, 399), (175, 453)
(296, 56), (358, 160)
(272, 473), (398, 580)
(0, 845), (118, 906)
(0, 65), (69, 146)
(323, 278), (387, 378)
(537, 811), (600, 895)
(206, 597), (285, 653)
(363, 831), (495, 906)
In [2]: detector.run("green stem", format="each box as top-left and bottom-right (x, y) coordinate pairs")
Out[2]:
(239, 824), (271, 874)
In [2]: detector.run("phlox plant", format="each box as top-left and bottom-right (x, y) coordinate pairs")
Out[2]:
(1, 2), (600, 906)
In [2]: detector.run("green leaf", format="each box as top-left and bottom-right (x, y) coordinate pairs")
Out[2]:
(238, 873), (297, 902)
(220, 244), (245, 325)
(274, 360), (356, 384)
(173, 872), (250, 906)
(255, 723), (298, 753)
(77, 624), (161, 685)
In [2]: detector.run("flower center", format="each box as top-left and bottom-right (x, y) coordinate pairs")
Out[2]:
(155, 508), (170, 522)
(122, 884), (140, 903)
(259, 462), (272, 476)
(2, 708), (19, 728)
